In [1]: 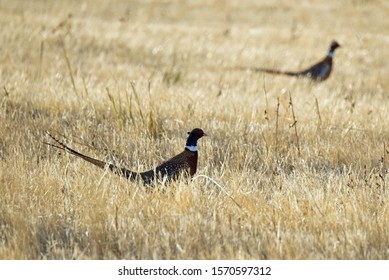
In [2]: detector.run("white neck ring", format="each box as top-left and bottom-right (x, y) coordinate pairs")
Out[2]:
(185, 145), (198, 152)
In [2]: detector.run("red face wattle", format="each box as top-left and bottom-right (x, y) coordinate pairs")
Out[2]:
(188, 128), (206, 139)
(197, 129), (206, 138)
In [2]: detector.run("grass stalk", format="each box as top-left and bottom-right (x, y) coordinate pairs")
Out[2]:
(289, 92), (300, 157)
(192, 174), (243, 211)
(275, 97), (280, 163)
(62, 44), (79, 97)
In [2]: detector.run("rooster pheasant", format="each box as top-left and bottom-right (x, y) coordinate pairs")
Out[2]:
(254, 40), (341, 81)
(46, 128), (206, 184)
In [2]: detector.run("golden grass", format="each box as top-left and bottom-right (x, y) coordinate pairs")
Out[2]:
(1, 0), (389, 259)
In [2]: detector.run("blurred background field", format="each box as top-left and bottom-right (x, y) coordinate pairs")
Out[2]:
(0, 0), (388, 259)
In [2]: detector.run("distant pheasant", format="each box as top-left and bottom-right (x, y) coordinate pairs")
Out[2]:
(254, 40), (341, 81)
(46, 128), (207, 184)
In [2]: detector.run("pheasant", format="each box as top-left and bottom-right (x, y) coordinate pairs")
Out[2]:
(46, 128), (206, 184)
(254, 40), (341, 81)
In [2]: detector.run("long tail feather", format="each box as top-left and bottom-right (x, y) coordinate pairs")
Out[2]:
(45, 131), (138, 180)
(252, 67), (299, 76)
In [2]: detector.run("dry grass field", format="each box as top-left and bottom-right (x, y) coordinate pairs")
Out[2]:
(1, 0), (389, 260)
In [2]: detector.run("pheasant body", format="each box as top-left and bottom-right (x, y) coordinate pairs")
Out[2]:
(255, 40), (341, 81)
(46, 128), (206, 184)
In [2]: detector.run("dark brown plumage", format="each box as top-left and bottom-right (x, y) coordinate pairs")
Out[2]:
(254, 41), (341, 81)
(46, 128), (206, 184)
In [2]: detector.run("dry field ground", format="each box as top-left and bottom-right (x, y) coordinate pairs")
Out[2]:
(1, 0), (389, 259)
